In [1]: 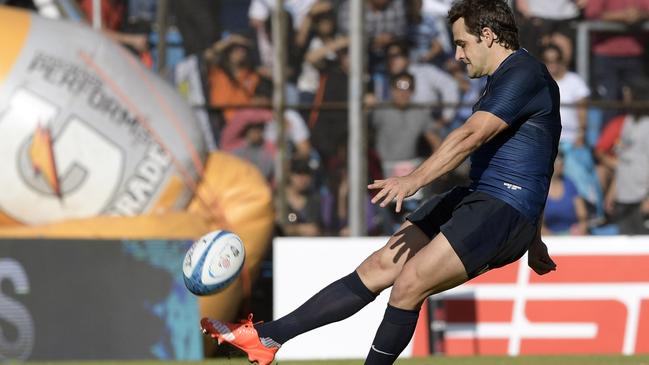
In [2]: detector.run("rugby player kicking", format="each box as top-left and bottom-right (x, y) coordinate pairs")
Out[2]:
(201, 0), (560, 363)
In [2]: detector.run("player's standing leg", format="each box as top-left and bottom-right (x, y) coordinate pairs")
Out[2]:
(364, 232), (468, 364)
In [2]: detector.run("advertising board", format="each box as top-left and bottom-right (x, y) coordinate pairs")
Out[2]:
(0, 239), (201, 361)
(274, 236), (649, 359)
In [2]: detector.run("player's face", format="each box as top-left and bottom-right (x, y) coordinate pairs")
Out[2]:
(452, 18), (489, 78)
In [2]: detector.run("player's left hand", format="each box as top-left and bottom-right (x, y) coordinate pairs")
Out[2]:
(368, 175), (421, 213)
(528, 238), (557, 275)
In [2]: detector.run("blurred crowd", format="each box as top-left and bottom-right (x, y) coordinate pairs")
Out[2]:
(8, 0), (649, 237)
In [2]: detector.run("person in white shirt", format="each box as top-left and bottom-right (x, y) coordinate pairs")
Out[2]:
(295, 2), (348, 103)
(542, 43), (603, 219)
(541, 44), (590, 147)
(248, 0), (318, 30)
(383, 41), (460, 125)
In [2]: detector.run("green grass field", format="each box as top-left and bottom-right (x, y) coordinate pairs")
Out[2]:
(20, 356), (649, 365)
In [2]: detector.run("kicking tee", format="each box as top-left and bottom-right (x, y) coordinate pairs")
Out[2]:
(470, 49), (561, 223)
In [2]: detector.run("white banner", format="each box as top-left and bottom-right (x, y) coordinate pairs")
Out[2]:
(273, 236), (649, 360)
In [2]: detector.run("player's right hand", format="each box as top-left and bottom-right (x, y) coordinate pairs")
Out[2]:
(527, 238), (557, 275)
(368, 175), (421, 213)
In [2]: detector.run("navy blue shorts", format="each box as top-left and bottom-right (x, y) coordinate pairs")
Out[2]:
(406, 187), (537, 278)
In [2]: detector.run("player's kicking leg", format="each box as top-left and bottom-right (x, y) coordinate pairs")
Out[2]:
(200, 220), (430, 365)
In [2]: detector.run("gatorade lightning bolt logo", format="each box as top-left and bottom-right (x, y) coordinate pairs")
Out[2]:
(17, 120), (88, 199)
(0, 89), (125, 224)
(28, 124), (61, 197)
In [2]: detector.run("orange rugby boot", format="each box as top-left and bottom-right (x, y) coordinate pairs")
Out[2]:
(201, 314), (279, 365)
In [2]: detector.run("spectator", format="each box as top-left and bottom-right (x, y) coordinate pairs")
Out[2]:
(421, 0), (453, 16)
(249, 0), (318, 31)
(585, 0), (649, 125)
(372, 72), (440, 181)
(446, 60), (487, 136)
(206, 34), (260, 124)
(296, 2), (348, 104)
(542, 44), (590, 147)
(253, 8), (302, 105)
(420, 0), (455, 58)
(296, 1), (335, 48)
(220, 78), (313, 160)
(233, 121), (275, 182)
(79, 0), (150, 60)
(278, 157), (324, 237)
(327, 145), (388, 236)
(337, 0), (407, 74)
(594, 85), (632, 195)
(309, 47), (351, 166)
(382, 41), (459, 125)
(515, 0), (586, 65)
(561, 141), (605, 218)
(543, 152), (589, 235)
(405, 0), (447, 66)
(540, 46), (601, 217)
(169, 0), (223, 57)
(605, 78), (649, 234)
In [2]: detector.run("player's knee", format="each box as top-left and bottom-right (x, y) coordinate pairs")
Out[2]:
(361, 247), (397, 275)
(357, 249), (399, 290)
(390, 266), (425, 305)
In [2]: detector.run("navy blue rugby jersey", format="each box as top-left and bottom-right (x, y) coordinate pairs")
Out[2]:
(470, 49), (561, 223)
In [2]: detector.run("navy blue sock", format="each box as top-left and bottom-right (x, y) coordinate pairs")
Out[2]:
(255, 271), (377, 345)
(364, 304), (420, 365)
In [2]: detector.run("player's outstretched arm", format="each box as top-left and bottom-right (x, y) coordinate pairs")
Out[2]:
(369, 111), (508, 212)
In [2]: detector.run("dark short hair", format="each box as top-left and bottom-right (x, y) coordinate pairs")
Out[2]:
(390, 71), (415, 90)
(290, 158), (313, 174)
(312, 10), (335, 23)
(447, 0), (519, 50)
(385, 40), (409, 58)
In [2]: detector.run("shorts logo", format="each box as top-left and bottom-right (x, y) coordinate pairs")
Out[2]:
(503, 182), (522, 191)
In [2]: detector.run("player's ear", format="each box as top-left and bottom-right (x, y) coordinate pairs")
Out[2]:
(481, 27), (497, 47)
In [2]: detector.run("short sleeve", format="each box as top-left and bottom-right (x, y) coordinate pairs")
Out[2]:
(284, 110), (310, 143)
(595, 115), (625, 154)
(477, 67), (544, 127)
(264, 109), (310, 144)
(570, 73), (590, 100)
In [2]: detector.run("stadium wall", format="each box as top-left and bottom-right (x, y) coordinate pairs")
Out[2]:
(0, 239), (202, 362)
(274, 236), (649, 360)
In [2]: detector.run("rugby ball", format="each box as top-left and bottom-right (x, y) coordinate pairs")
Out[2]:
(183, 230), (245, 295)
